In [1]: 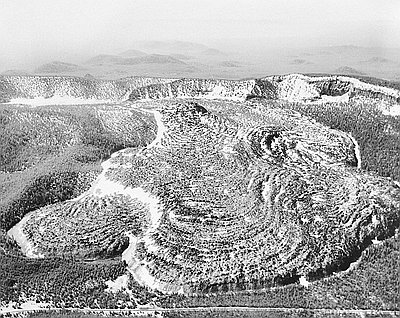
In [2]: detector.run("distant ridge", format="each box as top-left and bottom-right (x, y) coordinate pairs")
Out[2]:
(334, 66), (366, 75)
(201, 48), (225, 56)
(34, 61), (83, 74)
(1, 69), (30, 75)
(117, 54), (186, 65)
(170, 53), (193, 60)
(134, 40), (211, 53)
(218, 61), (240, 68)
(86, 54), (186, 65)
(118, 49), (148, 57)
(361, 57), (395, 65)
(85, 54), (126, 65)
(290, 59), (311, 65)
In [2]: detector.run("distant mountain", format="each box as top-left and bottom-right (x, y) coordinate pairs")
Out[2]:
(1, 69), (30, 75)
(201, 48), (225, 56)
(361, 57), (395, 65)
(86, 54), (185, 66)
(117, 54), (186, 65)
(34, 61), (83, 74)
(170, 53), (193, 60)
(322, 45), (378, 55)
(133, 40), (227, 57)
(134, 40), (210, 53)
(317, 46), (394, 57)
(290, 59), (311, 65)
(328, 45), (363, 51)
(84, 73), (95, 79)
(85, 54), (126, 65)
(334, 66), (366, 75)
(218, 61), (240, 67)
(118, 49), (148, 57)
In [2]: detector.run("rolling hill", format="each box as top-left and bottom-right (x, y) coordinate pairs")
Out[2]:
(118, 49), (148, 58)
(85, 55), (127, 65)
(361, 57), (396, 65)
(1, 69), (30, 76)
(86, 54), (186, 66)
(34, 61), (83, 74)
(133, 40), (212, 53)
(334, 66), (365, 75)
(117, 54), (186, 65)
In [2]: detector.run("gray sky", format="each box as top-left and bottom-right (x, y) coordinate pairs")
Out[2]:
(0, 0), (399, 68)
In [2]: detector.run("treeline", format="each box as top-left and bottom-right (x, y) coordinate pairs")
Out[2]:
(0, 255), (130, 309)
(163, 310), (360, 318)
(159, 235), (399, 310)
(0, 104), (158, 310)
(0, 105), (124, 173)
(0, 167), (98, 231)
(0, 104), (152, 232)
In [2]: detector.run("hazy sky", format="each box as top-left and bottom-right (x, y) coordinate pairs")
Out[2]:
(0, 0), (399, 68)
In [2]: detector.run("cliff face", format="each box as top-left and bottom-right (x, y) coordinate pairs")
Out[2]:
(2, 74), (399, 107)
(312, 79), (353, 97)
(127, 74), (400, 108)
(262, 74), (400, 104)
(128, 78), (256, 101)
(309, 76), (400, 104)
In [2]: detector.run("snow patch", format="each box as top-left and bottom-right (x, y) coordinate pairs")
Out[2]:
(371, 238), (383, 245)
(1, 300), (51, 315)
(348, 133), (362, 169)
(371, 215), (380, 226)
(319, 92), (350, 103)
(142, 110), (166, 149)
(122, 234), (164, 292)
(301, 217), (310, 223)
(314, 215), (323, 222)
(206, 85), (226, 98)
(382, 105), (400, 116)
(261, 179), (272, 201)
(202, 82), (255, 101)
(7, 211), (45, 258)
(105, 274), (130, 293)
(299, 276), (310, 287)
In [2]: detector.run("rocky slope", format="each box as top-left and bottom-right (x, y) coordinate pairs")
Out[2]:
(7, 98), (400, 295)
(2, 73), (400, 297)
